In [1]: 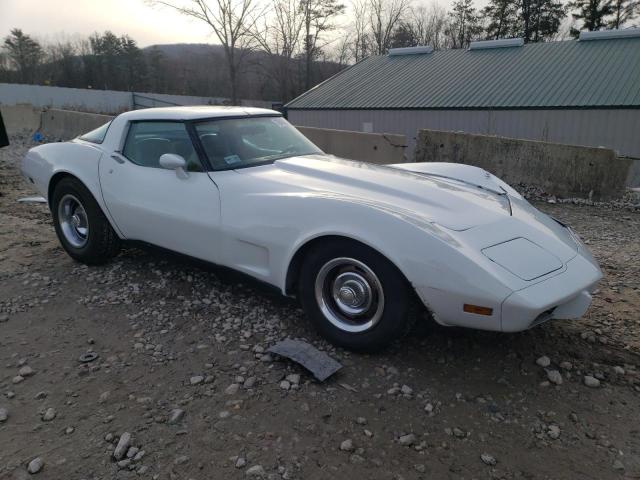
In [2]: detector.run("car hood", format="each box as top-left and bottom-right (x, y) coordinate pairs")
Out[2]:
(260, 155), (511, 230)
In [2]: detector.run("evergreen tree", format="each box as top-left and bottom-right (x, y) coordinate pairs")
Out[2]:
(520, 0), (566, 42)
(2, 29), (43, 83)
(145, 47), (168, 94)
(569, 0), (615, 35)
(447, 0), (483, 48)
(300, 0), (346, 89)
(483, 0), (520, 39)
(481, 0), (565, 42)
(120, 36), (146, 91)
(389, 22), (419, 48)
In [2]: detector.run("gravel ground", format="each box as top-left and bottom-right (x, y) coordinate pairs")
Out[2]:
(1, 136), (639, 480)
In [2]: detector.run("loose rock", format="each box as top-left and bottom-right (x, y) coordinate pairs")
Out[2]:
(481, 453), (497, 466)
(584, 375), (601, 388)
(246, 464), (265, 477)
(225, 383), (240, 395)
(279, 380), (291, 390)
(548, 425), (561, 439)
(285, 373), (301, 385)
(19, 366), (34, 377)
(398, 433), (416, 446)
(168, 408), (185, 424)
(41, 408), (56, 422)
(27, 457), (44, 474)
(547, 370), (563, 385)
(340, 439), (354, 451)
(536, 356), (551, 367)
(113, 432), (132, 460)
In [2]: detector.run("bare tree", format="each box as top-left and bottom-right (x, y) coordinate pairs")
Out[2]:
(369, 0), (412, 54)
(404, 3), (448, 49)
(351, 0), (372, 61)
(148, 0), (263, 104)
(608, 0), (639, 28)
(251, 0), (305, 100)
(332, 31), (354, 66)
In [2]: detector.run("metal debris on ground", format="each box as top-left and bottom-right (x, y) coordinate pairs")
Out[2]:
(78, 352), (99, 363)
(17, 196), (47, 204)
(268, 339), (342, 381)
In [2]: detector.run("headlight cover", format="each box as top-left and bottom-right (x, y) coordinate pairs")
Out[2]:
(482, 237), (563, 281)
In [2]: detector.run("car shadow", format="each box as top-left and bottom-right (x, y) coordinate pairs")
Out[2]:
(113, 242), (606, 374)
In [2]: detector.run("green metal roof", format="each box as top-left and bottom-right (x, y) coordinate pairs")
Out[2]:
(286, 37), (640, 110)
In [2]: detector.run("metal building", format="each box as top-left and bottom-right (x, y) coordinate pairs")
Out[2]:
(286, 30), (640, 159)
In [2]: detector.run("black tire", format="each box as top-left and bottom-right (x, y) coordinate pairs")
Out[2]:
(51, 177), (121, 265)
(298, 239), (416, 352)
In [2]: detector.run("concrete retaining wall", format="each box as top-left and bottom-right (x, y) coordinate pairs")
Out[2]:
(288, 107), (640, 160)
(0, 104), (42, 135)
(1, 105), (409, 160)
(415, 129), (633, 200)
(40, 109), (114, 141)
(296, 126), (407, 164)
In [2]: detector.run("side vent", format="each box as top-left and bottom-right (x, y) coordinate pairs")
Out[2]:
(469, 38), (524, 50)
(388, 46), (434, 56)
(579, 28), (640, 41)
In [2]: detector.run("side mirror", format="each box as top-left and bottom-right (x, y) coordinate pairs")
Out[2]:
(159, 153), (188, 179)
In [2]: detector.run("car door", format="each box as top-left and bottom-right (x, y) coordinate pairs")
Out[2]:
(99, 120), (222, 263)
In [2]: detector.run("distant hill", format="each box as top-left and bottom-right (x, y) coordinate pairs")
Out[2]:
(142, 42), (346, 102)
(144, 43), (226, 59)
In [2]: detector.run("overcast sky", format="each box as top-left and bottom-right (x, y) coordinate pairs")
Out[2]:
(0, 0), (218, 47)
(2, 0), (473, 48)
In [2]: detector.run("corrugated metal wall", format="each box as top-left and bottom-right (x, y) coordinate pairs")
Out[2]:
(288, 109), (640, 159)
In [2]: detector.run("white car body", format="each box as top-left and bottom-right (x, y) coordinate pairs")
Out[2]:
(21, 106), (602, 333)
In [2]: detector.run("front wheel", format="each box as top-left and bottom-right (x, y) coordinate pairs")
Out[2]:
(51, 177), (121, 265)
(298, 240), (415, 352)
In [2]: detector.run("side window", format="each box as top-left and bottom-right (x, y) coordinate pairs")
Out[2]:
(122, 121), (203, 171)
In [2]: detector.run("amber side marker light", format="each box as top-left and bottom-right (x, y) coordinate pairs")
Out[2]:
(463, 304), (494, 316)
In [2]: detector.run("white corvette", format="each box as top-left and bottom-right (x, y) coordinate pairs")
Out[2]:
(21, 106), (602, 350)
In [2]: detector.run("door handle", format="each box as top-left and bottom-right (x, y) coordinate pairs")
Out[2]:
(110, 153), (125, 164)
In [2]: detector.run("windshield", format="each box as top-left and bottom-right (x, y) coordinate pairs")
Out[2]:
(194, 116), (322, 170)
(79, 121), (111, 144)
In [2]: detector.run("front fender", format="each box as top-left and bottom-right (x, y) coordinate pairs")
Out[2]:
(218, 183), (513, 331)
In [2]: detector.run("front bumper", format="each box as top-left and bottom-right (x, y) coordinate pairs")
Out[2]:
(500, 252), (602, 332)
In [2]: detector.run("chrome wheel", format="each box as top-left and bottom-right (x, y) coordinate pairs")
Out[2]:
(314, 257), (385, 333)
(58, 194), (89, 248)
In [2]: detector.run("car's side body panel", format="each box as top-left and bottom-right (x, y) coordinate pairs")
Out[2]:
(99, 154), (223, 263)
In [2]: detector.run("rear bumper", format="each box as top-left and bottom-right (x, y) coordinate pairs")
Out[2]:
(500, 253), (602, 332)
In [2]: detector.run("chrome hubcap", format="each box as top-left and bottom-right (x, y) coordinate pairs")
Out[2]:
(58, 194), (89, 248)
(315, 257), (384, 333)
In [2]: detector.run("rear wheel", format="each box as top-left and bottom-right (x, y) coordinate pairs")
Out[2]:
(51, 177), (120, 265)
(299, 240), (415, 352)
